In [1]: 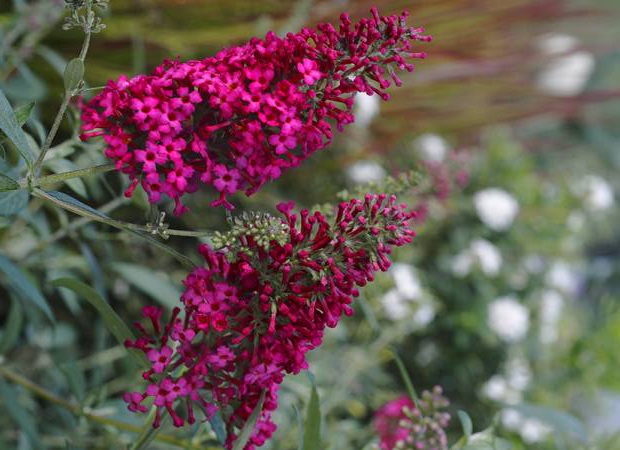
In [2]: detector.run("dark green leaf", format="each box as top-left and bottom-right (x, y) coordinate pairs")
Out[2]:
(0, 254), (54, 321)
(458, 410), (473, 441)
(232, 390), (266, 450)
(302, 385), (321, 450)
(0, 173), (20, 192)
(0, 89), (36, 164)
(0, 296), (24, 354)
(45, 190), (109, 220)
(0, 378), (41, 448)
(63, 59), (84, 92)
(111, 262), (181, 309)
(51, 278), (147, 368)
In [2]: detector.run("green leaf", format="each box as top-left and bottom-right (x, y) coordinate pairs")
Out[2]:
(509, 403), (587, 442)
(51, 278), (147, 368)
(63, 58), (84, 92)
(0, 378), (41, 448)
(0, 102), (35, 144)
(129, 406), (161, 450)
(232, 390), (266, 450)
(0, 189), (28, 216)
(111, 262), (182, 309)
(458, 410), (473, 441)
(0, 296), (24, 354)
(0, 254), (54, 321)
(302, 384), (321, 450)
(0, 173), (20, 192)
(0, 89), (36, 164)
(461, 429), (512, 450)
(59, 360), (86, 403)
(44, 159), (88, 198)
(209, 411), (228, 445)
(45, 190), (109, 221)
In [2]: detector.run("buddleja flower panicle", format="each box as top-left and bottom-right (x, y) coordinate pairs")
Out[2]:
(81, 9), (430, 214)
(124, 194), (416, 449)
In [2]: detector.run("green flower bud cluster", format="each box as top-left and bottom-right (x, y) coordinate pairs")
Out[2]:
(63, 0), (108, 33)
(396, 387), (451, 450)
(211, 211), (289, 255)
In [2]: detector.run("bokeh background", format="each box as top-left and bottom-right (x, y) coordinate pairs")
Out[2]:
(1, 0), (620, 448)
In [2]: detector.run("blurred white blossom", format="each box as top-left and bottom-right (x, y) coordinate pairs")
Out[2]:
(414, 133), (449, 162)
(505, 357), (532, 391)
(346, 160), (386, 184)
(390, 263), (422, 299)
(576, 175), (614, 211)
(353, 92), (380, 128)
(501, 408), (524, 430)
(537, 33), (594, 97)
(452, 238), (502, 277)
(545, 260), (580, 297)
(539, 290), (564, 344)
(380, 289), (409, 321)
(474, 188), (519, 231)
(413, 303), (436, 327)
(487, 296), (529, 343)
(481, 375), (509, 401)
(520, 419), (552, 443)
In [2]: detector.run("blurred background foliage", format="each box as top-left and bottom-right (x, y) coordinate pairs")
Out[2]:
(1, 0), (619, 448)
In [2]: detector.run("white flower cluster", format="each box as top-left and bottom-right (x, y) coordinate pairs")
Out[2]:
(487, 296), (529, 343)
(452, 238), (502, 277)
(536, 33), (595, 97)
(473, 188), (519, 231)
(575, 175), (614, 211)
(380, 263), (435, 326)
(345, 160), (386, 184)
(414, 133), (449, 162)
(353, 92), (380, 128)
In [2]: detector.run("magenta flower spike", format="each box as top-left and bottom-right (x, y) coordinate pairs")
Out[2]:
(81, 9), (430, 214)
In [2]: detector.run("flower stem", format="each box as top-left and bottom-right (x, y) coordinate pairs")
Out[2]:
(30, 4), (93, 177)
(27, 163), (116, 189)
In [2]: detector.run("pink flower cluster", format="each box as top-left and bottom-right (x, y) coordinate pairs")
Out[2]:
(124, 194), (416, 448)
(374, 387), (451, 450)
(81, 9), (430, 214)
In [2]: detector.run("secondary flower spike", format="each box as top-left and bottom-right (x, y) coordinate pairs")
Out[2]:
(81, 9), (431, 214)
(124, 194), (416, 449)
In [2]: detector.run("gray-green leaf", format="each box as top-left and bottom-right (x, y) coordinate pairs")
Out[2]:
(0, 378), (41, 448)
(63, 59), (84, 92)
(0, 254), (54, 321)
(232, 390), (266, 450)
(0, 173), (20, 192)
(111, 262), (181, 309)
(51, 278), (147, 368)
(0, 89), (36, 164)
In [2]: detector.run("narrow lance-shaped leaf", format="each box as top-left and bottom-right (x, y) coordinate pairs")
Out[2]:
(0, 378), (41, 447)
(0, 89), (36, 164)
(232, 390), (266, 450)
(0, 102), (35, 143)
(0, 254), (54, 321)
(302, 384), (321, 450)
(112, 262), (181, 309)
(0, 173), (20, 192)
(0, 297), (24, 354)
(63, 58), (84, 92)
(51, 278), (148, 368)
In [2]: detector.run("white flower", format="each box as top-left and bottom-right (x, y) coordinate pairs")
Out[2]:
(520, 419), (551, 443)
(451, 238), (502, 277)
(501, 408), (524, 430)
(380, 289), (409, 320)
(539, 290), (564, 344)
(505, 357), (532, 391)
(576, 175), (614, 211)
(353, 92), (380, 127)
(537, 33), (594, 97)
(390, 263), (422, 299)
(414, 133), (449, 162)
(474, 188), (519, 231)
(545, 261), (579, 296)
(470, 239), (502, 276)
(487, 296), (530, 343)
(413, 303), (436, 327)
(346, 160), (386, 184)
(566, 211), (586, 232)
(481, 375), (508, 401)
